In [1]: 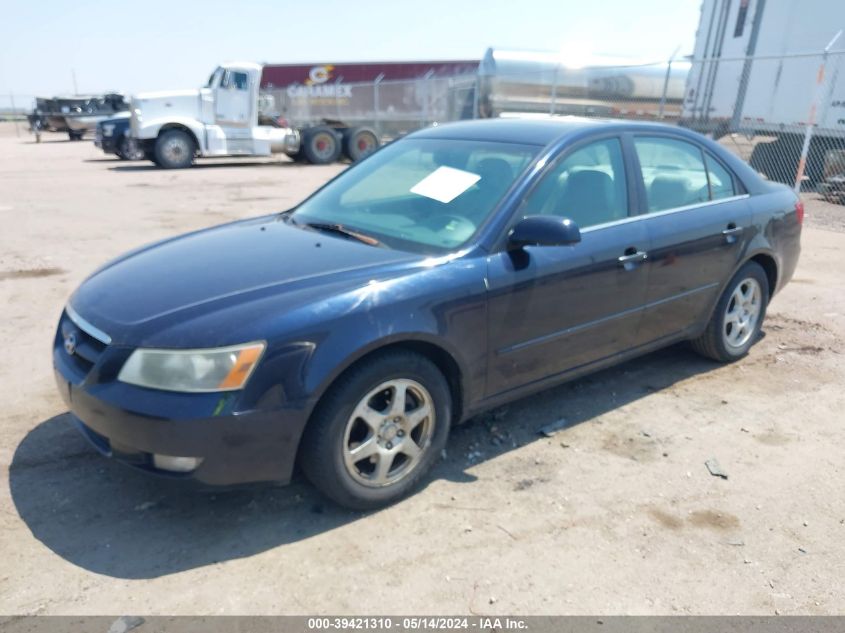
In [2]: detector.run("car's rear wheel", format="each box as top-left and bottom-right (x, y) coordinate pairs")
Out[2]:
(299, 350), (451, 509)
(691, 261), (769, 362)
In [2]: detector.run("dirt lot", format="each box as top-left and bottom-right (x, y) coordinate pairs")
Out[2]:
(1, 122), (844, 616)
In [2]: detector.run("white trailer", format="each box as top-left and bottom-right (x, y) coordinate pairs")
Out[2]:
(681, 0), (845, 184)
(130, 62), (381, 168)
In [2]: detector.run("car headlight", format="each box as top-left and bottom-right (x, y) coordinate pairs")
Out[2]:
(102, 124), (115, 137)
(117, 342), (265, 393)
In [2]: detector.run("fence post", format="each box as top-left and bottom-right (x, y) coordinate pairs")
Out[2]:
(335, 79), (342, 121)
(472, 73), (480, 119)
(658, 47), (680, 120)
(373, 73), (384, 137)
(794, 30), (843, 193)
(423, 70), (434, 126)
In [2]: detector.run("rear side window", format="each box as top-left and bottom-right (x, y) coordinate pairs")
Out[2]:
(705, 153), (736, 199)
(521, 138), (628, 229)
(635, 137), (710, 212)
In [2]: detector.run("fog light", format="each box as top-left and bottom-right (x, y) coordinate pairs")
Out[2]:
(153, 454), (203, 472)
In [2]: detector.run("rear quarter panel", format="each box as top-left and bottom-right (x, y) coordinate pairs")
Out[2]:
(747, 183), (802, 295)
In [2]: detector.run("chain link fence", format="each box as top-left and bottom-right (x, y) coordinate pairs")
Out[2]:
(6, 48), (845, 204)
(261, 75), (477, 140)
(681, 50), (845, 199)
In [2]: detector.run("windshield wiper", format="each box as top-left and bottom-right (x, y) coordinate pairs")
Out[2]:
(302, 222), (382, 247)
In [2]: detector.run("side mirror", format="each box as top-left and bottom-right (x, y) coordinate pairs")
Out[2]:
(507, 215), (581, 250)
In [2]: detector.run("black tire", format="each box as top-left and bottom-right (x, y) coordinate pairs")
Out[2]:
(68, 130), (84, 141)
(153, 129), (195, 169)
(342, 126), (380, 162)
(142, 147), (160, 166)
(301, 125), (342, 165)
(118, 135), (145, 161)
(288, 144), (307, 163)
(691, 261), (769, 362)
(299, 350), (452, 510)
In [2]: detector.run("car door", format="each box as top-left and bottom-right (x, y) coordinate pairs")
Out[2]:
(485, 136), (650, 396)
(214, 69), (252, 130)
(631, 134), (752, 345)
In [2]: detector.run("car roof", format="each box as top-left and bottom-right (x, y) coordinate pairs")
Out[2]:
(409, 116), (606, 146)
(410, 116), (713, 147)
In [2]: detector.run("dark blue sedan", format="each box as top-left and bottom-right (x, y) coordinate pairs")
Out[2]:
(54, 118), (802, 509)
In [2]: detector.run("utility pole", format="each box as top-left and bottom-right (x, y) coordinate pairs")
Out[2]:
(71, 68), (79, 95)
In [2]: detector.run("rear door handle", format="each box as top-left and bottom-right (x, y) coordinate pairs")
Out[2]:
(618, 249), (648, 271)
(722, 224), (744, 244)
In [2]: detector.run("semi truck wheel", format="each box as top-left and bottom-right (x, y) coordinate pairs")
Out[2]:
(68, 130), (84, 141)
(342, 127), (379, 162)
(302, 126), (342, 164)
(154, 129), (195, 169)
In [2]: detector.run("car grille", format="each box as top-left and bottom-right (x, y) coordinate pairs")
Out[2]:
(57, 308), (110, 378)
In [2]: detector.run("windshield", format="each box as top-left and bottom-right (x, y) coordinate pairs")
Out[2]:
(291, 138), (540, 254)
(206, 67), (223, 88)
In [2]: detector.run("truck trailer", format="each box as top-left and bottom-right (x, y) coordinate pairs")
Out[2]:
(681, 0), (845, 185)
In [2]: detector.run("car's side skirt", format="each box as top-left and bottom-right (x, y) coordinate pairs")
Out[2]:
(464, 327), (698, 422)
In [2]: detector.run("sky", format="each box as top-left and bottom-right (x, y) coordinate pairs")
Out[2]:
(0, 0), (702, 107)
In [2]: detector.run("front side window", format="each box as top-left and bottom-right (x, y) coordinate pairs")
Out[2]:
(635, 137), (710, 212)
(231, 72), (249, 90)
(291, 138), (540, 253)
(520, 138), (628, 229)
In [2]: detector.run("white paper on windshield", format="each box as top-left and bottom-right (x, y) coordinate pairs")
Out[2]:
(410, 166), (481, 204)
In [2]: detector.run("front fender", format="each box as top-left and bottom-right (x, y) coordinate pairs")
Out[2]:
(295, 260), (489, 423)
(135, 116), (205, 148)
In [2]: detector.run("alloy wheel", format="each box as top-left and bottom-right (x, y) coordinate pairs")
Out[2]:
(342, 379), (435, 488)
(723, 277), (762, 349)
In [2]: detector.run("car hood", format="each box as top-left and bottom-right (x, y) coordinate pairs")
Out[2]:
(133, 89), (201, 101)
(69, 215), (423, 345)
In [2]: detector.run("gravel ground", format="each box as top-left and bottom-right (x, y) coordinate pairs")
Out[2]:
(1, 123), (844, 615)
(804, 194), (845, 233)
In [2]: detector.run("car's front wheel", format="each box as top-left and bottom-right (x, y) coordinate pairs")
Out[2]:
(691, 261), (769, 362)
(299, 350), (451, 510)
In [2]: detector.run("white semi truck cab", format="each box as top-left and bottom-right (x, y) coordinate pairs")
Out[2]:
(130, 62), (379, 168)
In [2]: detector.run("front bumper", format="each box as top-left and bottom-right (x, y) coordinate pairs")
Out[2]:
(52, 311), (309, 486)
(55, 370), (305, 485)
(96, 130), (119, 154)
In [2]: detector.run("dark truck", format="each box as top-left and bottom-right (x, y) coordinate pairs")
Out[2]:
(94, 114), (145, 160)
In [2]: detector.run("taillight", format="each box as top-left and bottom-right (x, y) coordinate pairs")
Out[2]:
(795, 199), (805, 225)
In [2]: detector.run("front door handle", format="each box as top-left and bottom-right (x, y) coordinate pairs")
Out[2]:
(618, 249), (648, 271)
(722, 224), (744, 244)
